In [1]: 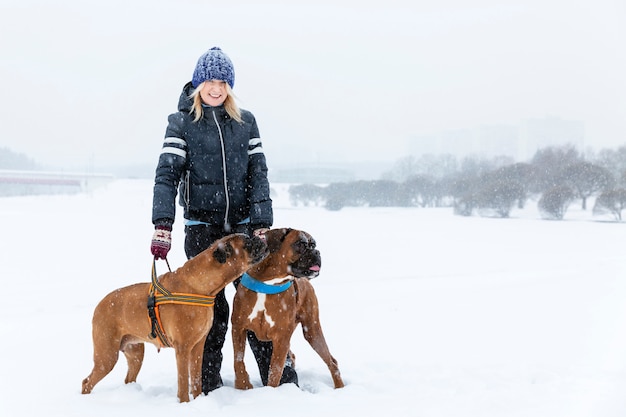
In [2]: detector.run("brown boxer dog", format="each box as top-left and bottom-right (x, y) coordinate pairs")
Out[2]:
(231, 228), (344, 389)
(82, 233), (268, 403)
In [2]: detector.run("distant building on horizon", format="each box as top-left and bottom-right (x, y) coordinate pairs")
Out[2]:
(270, 166), (355, 184)
(518, 117), (585, 160)
(409, 116), (585, 162)
(269, 159), (395, 184)
(0, 169), (114, 197)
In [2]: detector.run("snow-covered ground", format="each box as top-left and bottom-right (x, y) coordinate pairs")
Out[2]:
(1, 179), (625, 416)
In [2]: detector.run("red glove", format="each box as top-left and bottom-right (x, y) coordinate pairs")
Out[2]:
(151, 225), (172, 259)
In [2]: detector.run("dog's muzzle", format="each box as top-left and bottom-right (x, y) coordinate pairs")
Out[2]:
(290, 248), (322, 279)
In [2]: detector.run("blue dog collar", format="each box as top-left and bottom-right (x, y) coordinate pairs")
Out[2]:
(240, 272), (292, 294)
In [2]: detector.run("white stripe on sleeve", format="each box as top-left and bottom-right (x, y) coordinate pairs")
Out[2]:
(161, 147), (187, 158)
(164, 137), (187, 146)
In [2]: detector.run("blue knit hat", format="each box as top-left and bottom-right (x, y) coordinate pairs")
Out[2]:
(191, 47), (235, 89)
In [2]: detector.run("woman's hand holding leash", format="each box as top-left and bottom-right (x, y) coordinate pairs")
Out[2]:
(151, 225), (172, 259)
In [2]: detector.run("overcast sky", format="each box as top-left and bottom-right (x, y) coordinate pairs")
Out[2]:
(1, 0), (625, 172)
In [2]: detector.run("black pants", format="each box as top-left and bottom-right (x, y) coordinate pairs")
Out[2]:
(184, 223), (297, 393)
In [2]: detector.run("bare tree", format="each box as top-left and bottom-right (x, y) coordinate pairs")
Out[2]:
(404, 174), (437, 207)
(592, 146), (626, 186)
(382, 156), (419, 182)
(0, 147), (40, 170)
(288, 184), (325, 207)
(530, 145), (581, 193)
(323, 182), (352, 211)
(538, 185), (575, 220)
(561, 161), (614, 210)
(593, 188), (626, 221)
(382, 153), (460, 182)
(414, 153), (459, 179)
(474, 182), (524, 218)
(487, 162), (534, 208)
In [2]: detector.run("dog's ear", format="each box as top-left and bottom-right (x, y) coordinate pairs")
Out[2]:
(213, 242), (233, 264)
(266, 228), (291, 253)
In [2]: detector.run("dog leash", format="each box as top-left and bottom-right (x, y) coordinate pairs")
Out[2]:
(147, 257), (216, 349)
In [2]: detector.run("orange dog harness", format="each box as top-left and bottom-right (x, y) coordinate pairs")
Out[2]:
(147, 259), (215, 349)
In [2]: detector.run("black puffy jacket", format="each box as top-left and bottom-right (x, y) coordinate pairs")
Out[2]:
(152, 82), (273, 229)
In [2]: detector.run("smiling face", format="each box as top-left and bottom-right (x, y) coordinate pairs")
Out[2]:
(199, 80), (228, 107)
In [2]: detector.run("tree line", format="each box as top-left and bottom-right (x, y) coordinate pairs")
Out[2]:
(288, 144), (626, 221)
(0, 147), (40, 170)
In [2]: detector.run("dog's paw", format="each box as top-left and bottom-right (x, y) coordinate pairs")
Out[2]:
(234, 381), (253, 390)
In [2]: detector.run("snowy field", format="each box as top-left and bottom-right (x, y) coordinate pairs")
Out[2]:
(1, 179), (625, 417)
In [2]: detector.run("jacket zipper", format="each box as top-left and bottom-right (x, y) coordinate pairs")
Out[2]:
(183, 170), (190, 210)
(212, 110), (230, 228)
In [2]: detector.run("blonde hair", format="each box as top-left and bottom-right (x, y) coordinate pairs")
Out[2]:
(189, 83), (242, 123)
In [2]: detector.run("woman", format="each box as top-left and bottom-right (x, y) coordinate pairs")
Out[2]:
(150, 47), (297, 393)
